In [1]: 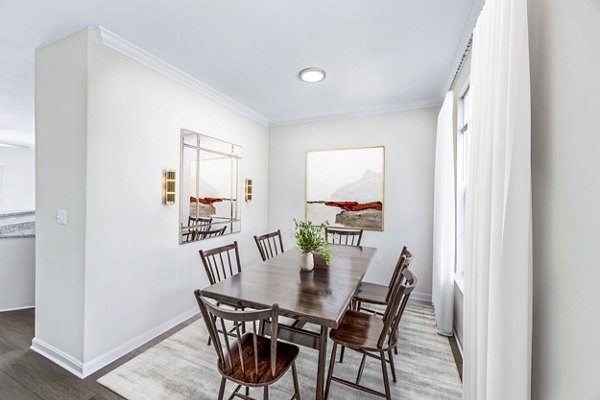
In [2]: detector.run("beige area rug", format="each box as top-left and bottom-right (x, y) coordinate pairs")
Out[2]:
(98, 303), (462, 399)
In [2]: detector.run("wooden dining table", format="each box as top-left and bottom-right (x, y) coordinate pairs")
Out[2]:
(201, 244), (377, 400)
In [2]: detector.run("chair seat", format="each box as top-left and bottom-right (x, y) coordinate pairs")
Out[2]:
(218, 333), (299, 386)
(354, 281), (389, 305)
(330, 310), (389, 351)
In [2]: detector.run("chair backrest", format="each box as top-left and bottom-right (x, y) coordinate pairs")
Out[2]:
(201, 225), (227, 239)
(188, 217), (213, 241)
(199, 241), (242, 285)
(325, 227), (363, 246)
(378, 268), (418, 349)
(254, 230), (285, 261)
(385, 246), (414, 303)
(195, 290), (280, 380)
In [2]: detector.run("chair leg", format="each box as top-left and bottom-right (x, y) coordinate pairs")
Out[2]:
(263, 386), (269, 400)
(355, 353), (367, 384)
(218, 377), (226, 400)
(394, 345), (398, 355)
(388, 349), (397, 383)
(208, 337), (212, 346)
(379, 351), (392, 400)
(292, 361), (301, 400)
(245, 386), (250, 397)
(324, 343), (338, 400)
(339, 345), (345, 363)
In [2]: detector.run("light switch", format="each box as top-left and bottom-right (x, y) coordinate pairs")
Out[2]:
(57, 209), (67, 225)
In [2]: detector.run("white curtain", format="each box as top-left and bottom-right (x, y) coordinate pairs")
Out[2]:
(432, 92), (456, 336)
(463, 0), (532, 399)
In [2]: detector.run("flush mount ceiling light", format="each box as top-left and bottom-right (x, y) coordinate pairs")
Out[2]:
(298, 67), (326, 83)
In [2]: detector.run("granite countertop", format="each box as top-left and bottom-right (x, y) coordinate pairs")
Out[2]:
(0, 210), (35, 218)
(0, 211), (36, 239)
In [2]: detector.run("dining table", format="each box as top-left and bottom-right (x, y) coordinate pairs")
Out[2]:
(201, 244), (377, 400)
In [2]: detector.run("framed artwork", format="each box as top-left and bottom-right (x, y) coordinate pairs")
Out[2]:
(305, 146), (384, 231)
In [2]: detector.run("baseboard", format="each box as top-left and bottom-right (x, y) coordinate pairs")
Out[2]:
(31, 338), (85, 378)
(410, 292), (432, 303)
(0, 305), (34, 313)
(453, 327), (464, 356)
(32, 307), (199, 379)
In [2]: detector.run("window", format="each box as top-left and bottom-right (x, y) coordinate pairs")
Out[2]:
(456, 84), (471, 286)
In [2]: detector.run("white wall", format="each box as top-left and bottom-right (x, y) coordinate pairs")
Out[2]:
(269, 109), (438, 300)
(529, 0), (600, 398)
(0, 146), (35, 212)
(35, 28), (270, 372)
(35, 29), (89, 361)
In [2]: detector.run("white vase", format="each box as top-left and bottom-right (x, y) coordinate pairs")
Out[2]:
(300, 252), (315, 272)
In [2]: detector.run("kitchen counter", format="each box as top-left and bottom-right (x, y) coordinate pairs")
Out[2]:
(0, 211), (35, 239)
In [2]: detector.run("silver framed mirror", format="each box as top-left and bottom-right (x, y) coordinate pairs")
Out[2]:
(179, 129), (242, 244)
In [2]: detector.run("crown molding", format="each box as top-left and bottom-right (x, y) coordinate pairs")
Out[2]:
(268, 96), (444, 127)
(95, 26), (269, 126)
(94, 26), (447, 129)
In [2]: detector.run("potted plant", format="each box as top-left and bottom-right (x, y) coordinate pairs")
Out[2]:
(293, 218), (332, 272)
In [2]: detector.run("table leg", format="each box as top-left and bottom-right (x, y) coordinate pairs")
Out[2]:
(316, 326), (328, 400)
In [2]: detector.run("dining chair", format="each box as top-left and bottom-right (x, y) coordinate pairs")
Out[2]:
(200, 225), (227, 240)
(199, 241), (242, 285)
(195, 290), (302, 400)
(337, 247), (413, 362)
(183, 216), (213, 242)
(199, 241), (244, 345)
(254, 230), (285, 261)
(324, 268), (418, 400)
(325, 227), (363, 246)
(353, 246), (414, 314)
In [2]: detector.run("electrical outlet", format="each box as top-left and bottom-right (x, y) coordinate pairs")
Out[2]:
(375, 253), (381, 263)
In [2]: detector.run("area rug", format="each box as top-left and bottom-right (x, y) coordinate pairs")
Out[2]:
(98, 303), (462, 399)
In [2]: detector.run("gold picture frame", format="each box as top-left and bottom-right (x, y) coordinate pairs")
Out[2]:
(305, 146), (385, 231)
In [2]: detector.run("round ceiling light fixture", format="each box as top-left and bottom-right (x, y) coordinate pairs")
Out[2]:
(298, 67), (326, 83)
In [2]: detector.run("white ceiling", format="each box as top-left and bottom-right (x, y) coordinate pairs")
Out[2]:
(0, 0), (483, 145)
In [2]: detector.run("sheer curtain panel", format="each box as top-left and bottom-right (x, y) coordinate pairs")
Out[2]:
(463, 0), (533, 399)
(432, 91), (456, 336)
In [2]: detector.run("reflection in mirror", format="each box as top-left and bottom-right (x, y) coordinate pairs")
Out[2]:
(180, 130), (241, 244)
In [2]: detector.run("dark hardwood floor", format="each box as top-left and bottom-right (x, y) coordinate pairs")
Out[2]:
(0, 308), (200, 400)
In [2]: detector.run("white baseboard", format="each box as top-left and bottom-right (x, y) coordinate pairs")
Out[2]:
(453, 327), (464, 356)
(31, 307), (199, 379)
(410, 291), (432, 303)
(31, 338), (85, 378)
(0, 305), (34, 313)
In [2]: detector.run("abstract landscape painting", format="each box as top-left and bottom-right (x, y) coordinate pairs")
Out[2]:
(306, 146), (384, 230)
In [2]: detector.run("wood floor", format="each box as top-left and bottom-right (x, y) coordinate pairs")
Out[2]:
(0, 308), (200, 400)
(0, 307), (462, 399)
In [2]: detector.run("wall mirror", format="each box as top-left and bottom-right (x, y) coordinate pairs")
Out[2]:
(180, 129), (241, 244)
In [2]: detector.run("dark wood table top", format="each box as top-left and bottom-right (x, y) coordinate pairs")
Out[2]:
(201, 245), (377, 329)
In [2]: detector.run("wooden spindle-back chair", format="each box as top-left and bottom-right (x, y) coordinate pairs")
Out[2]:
(199, 241), (242, 285)
(254, 230), (285, 261)
(200, 225), (227, 240)
(325, 268), (418, 400)
(325, 227), (363, 246)
(195, 291), (301, 400)
(183, 216), (213, 242)
(353, 246), (414, 311)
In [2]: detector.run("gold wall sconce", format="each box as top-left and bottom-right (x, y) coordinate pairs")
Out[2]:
(163, 169), (176, 205)
(245, 178), (253, 202)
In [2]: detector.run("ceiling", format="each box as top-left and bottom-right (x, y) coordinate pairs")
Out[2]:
(0, 0), (483, 145)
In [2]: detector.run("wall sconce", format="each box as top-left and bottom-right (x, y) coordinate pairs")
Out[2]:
(245, 178), (253, 202)
(163, 169), (176, 205)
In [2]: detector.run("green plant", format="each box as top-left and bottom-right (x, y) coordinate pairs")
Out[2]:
(292, 218), (332, 264)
